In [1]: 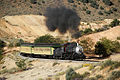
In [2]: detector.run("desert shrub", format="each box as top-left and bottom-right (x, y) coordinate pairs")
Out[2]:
(98, 11), (103, 15)
(66, 68), (83, 80)
(101, 60), (114, 69)
(82, 7), (87, 11)
(79, 0), (89, 3)
(0, 50), (3, 61)
(117, 36), (120, 40)
(107, 71), (120, 80)
(0, 40), (5, 61)
(94, 26), (109, 32)
(109, 19), (120, 27)
(68, 0), (74, 3)
(86, 10), (91, 14)
(118, 0), (120, 2)
(110, 63), (120, 70)
(111, 40), (120, 52)
(104, 10), (113, 15)
(0, 40), (6, 49)
(15, 39), (24, 46)
(0, 69), (8, 75)
(15, 59), (27, 70)
(8, 38), (24, 47)
(82, 72), (90, 77)
(102, 0), (113, 6)
(89, 77), (97, 80)
(84, 28), (93, 34)
(101, 60), (120, 71)
(89, 64), (95, 70)
(52, 62), (60, 66)
(95, 74), (104, 79)
(82, 64), (91, 67)
(111, 7), (117, 12)
(100, 6), (104, 10)
(79, 37), (94, 54)
(95, 38), (120, 57)
(30, 0), (37, 4)
(90, 1), (99, 9)
(34, 34), (64, 44)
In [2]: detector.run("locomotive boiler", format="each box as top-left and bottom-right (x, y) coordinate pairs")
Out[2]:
(20, 42), (86, 60)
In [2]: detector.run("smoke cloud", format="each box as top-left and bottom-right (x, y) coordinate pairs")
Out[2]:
(44, 6), (80, 34)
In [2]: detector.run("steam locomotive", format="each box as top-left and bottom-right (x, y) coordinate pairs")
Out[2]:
(20, 42), (86, 60)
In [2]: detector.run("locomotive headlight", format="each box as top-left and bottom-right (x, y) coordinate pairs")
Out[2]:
(75, 45), (83, 54)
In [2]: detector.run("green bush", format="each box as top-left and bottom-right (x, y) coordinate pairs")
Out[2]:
(66, 68), (83, 80)
(111, 7), (117, 12)
(104, 10), (113, 15)
(86, 10), (91, 14)
(100, 6), (104, 10)
(0, 50), (3, 61)
(82, 72), (90, 77)
(79, 0), (89, 3)
(102, 0), (113, 6)
(8, 39), (24, 47)
(101, 60), (120, 70)
(89, 77), (97, 80)
(34, 34), (64, 44)
(117, 36), (120, 40)
(68, 0), (74, 3)
(107, 71), (120, 80)
(101, 60), (115, 69)
(98, 11), (103, 15)
(95, 38), (120, 57)
(110, 61), (120, 70)
(0, 40), (6, 49)
(15, 39), (24, 46)
(15, 59), (27, 70)
(111, 40), (120, 52)
(84, 28), (93, 34)
(95, 74), (104, 79)
(90, 1), (99, 9)
(30, 0), (37, 4)
(95, 25), (110, 33)
(0, 40), (5, 61)
(109, 19), (120, 27)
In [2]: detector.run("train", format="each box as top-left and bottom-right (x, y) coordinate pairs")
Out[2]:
(20, 42), (86, 60)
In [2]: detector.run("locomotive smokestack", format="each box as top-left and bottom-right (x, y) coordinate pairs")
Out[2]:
(44, 6), (81, 34)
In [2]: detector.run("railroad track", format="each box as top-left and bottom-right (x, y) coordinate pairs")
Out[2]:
(18, 53), (100, 64)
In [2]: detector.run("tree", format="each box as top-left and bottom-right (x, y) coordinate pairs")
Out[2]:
(95, 38), (120, 57)
(34, 34), (64, 43)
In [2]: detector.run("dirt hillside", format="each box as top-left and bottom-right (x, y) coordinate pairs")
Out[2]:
(77, 26), (120, 43)
(0, 15), (120, 43)
(0, 15), (69, 42)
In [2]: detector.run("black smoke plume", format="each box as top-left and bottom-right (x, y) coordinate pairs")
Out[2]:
(44, 6), (80, 34)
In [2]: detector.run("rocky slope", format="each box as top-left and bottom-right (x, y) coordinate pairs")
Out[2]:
(0, 0), (120, 22)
